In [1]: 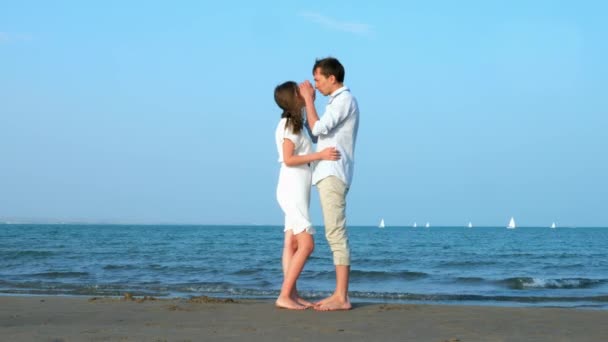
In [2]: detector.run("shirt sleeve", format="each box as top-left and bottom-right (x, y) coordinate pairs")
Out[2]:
(311, 96), (351, 136)
(303, 114), (318, 144)
(283, 126), (300, 148)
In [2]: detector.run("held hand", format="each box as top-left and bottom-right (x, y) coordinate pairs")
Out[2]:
(319, 147), (341, 161)
(299, 81), (315, 102)
(308, 80), (316, 101)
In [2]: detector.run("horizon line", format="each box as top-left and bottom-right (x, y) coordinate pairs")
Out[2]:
(0, 222), (605, 228)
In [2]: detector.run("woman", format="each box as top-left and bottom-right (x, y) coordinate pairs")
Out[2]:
(273, 81), (340, 310)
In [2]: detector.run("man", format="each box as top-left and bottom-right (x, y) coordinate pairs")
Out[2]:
(299, 57), (359, 311)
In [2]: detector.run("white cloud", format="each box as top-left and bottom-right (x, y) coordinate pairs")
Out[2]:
(299, 11), (372, 36)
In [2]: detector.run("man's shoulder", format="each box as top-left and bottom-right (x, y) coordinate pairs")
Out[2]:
(331, 88), (356, 105)
(334, 90), (359, 113)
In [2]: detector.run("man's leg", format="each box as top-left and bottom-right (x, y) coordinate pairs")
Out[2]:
(315, 176), (352, 311)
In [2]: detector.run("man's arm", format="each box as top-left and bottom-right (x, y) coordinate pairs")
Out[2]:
(299, 81), (320, 134)
(282, 139), (339, 166)
(299, 81), (351, 137)
(309, 97), (350, 136)
(303, 113), (318, 144)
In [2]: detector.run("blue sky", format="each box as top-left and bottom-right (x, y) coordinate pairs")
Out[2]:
(1, 1), (607, 227)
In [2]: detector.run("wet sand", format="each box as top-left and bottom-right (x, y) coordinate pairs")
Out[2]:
(1, 295), (607, 341)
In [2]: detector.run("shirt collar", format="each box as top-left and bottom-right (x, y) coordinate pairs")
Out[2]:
(329, 86), (349, 99)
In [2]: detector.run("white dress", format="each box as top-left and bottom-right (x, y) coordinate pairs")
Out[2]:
(275, 118), (316, 235)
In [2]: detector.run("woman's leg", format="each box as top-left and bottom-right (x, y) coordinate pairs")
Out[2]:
(281, 231), (314, 307)
(276, 231), (314, 309)
(277, 231), (304, 309)
(282, 230), (296, 279)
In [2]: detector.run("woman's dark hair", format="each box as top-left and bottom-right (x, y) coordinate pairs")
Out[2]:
(313, 57), (345, 83)
(274, 81), (303, 135)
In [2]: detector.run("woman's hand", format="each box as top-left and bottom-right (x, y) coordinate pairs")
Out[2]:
(319, 147), (341, 161)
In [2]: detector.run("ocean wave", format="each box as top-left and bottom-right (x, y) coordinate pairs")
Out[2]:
(357, 258), (408, 267)
(345, 291), (608, 303)
(454, 277), (486, 284)
(541, 263), (585, 270)
(304, 270), (429, 281)
(29, 271), (90, 279)
(352, 270), (429, 280)
(103, 264), (138, 270)
(231, 268), (268, 276)
(140, 264), (217, 274)
(2, 281), (608, 305)
(2, 250), (56, 259)
(0, 280), (174, 297)
(499, 277), (607, 290)
(439, 260), (498, 267)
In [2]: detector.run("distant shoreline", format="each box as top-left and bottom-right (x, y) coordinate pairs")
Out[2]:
(1, 222), (605, 228)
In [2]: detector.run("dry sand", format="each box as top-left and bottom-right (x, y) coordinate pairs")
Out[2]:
(1, 295), (607, 341)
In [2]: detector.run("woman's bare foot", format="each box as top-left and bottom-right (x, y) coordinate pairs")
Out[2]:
(275, 296), (306, 310)
(290, 289), (314, 308)
(293, 295), (314, 308)
(314, 294), (352, 311)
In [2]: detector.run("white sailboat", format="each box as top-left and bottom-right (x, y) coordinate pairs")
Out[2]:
(425, 222), (430, 228)
(467, 222), (473, 228)
(507, 217), (516, 229)
(550, 222), (556, 229)
(378, 218), (385, 229)
(413, 222), (417, 228)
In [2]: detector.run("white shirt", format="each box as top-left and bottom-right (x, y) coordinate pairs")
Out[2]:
(310, 86), (359, 187)
(275, 117), (313, 164)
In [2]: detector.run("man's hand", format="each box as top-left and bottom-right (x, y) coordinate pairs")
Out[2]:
(299, 80), (320, 132)
(299, 81), (315, 103)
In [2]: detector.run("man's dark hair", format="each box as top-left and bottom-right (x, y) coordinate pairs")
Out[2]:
(313, 57), (345, 83)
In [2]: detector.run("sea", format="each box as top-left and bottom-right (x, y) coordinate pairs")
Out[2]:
(1, 224), (607, 309)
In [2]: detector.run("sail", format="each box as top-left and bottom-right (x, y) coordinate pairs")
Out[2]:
(379, 219), (385, 228)
(468, 222), (473, 228)
(507, 217), (516, 229)
(551, 222), (556, 229)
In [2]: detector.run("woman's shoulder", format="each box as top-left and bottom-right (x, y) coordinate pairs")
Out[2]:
(275, 117), (288, 131)
(276, 118), (300, 139)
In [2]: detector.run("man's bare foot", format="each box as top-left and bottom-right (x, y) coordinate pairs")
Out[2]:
(314, 295), (332, 307)
(314, 293), (338, 307)
(275, 296), (306, 310)
(314, 295), (351, 311)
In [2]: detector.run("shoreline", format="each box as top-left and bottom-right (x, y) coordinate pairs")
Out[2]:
(2, 292), (605, 310)
(1, 292), (607, 312)
(2, 295), (608, 341)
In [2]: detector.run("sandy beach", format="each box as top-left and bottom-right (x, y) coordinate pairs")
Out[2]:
(1, 295), (607, 341)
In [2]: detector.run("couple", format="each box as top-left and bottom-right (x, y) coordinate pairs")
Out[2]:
(274, 57), (359, 311)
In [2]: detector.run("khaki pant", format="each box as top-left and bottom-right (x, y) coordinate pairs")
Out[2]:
(317, 176), (350, 265)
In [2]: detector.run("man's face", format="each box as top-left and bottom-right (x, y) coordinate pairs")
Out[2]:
(313, 68), (333, 96)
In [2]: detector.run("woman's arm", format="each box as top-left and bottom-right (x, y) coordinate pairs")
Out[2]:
(282, 138), (340, 167)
